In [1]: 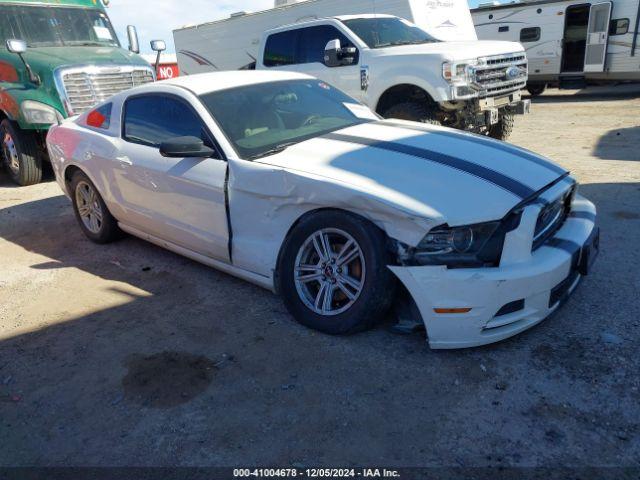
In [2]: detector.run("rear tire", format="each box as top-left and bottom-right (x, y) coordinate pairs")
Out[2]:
(70, 170), (121, 244)
(526, 83), (547, 96)
(277, 210), (396, 335)
(487, 107), (515, 141)
(383, 102), (441, 126)
(0, 119), (42, 186)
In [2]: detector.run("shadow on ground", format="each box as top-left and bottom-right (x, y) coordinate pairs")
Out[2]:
(0, 182), (638, 467)
(593, 127), (640, 161)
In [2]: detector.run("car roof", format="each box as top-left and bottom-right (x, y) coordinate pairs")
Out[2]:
(159, 70), (314, 96)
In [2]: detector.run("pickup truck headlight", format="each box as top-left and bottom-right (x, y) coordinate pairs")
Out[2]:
(442, 60), (478, 85)
(21, 101), (62, 125)
(413, 221), (504, 268)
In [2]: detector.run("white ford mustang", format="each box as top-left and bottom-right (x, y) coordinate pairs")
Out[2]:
(46, 71), (599, 349)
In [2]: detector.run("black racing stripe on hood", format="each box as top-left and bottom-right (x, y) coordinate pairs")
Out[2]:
(323, 132), (536, 199)
(378, 120), (568, 176)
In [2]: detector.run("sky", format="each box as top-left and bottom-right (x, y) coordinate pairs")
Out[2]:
(106, 0), (479, 54)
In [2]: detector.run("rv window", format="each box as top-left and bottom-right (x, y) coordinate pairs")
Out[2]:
(498, 26), (510, 33)
(264, 30), (299, 67)
(520, 27), (541, 42)
(609, 18), (629, 35)
(298, 25), (357, 64)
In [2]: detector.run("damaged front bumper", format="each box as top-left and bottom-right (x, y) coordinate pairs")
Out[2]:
(389, 193), (598, 349)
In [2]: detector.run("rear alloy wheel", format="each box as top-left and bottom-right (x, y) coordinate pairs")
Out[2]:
(278, 210), (396, 335)
(70, 171), (121, 244)
(0, 119), (42, 186)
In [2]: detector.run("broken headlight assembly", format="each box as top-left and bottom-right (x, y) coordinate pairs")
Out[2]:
(411, 216), (520, 268)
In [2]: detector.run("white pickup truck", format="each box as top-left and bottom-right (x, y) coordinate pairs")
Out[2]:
(255, 15), (529, 140)
(174, 3), (530, 140)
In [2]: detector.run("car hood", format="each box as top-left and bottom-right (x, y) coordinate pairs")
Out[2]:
(373, 40), (524, 60)
(256, 120), (568, 226)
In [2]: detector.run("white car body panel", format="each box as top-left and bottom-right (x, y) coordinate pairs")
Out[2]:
(46, 71), (598, 349)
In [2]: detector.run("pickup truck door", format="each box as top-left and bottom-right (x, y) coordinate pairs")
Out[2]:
(112, 93), (230, 262)
(263, 25), (365, 103)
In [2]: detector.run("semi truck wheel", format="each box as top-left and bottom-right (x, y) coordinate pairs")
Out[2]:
(383, 102), (441, 126)
(526, 83), (547, 97)
(487, 108), (515, 141)
(0, 120), (42, 186)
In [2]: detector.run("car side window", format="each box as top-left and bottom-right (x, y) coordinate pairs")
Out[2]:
(264, 30), (299, 67)
(123, 94), (216, 153)
(298, 25), (358, 64)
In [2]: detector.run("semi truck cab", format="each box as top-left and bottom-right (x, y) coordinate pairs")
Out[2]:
(0, 0), (155, 185)
(257, 15), (530, 140)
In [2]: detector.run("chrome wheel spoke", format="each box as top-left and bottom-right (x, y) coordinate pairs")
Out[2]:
(294, 227), (366, 317)
(76, 181), (103, 234)
(337, 240), (360, 266)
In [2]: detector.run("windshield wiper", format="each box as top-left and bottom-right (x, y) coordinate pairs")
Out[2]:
(247, 141), (298, 160)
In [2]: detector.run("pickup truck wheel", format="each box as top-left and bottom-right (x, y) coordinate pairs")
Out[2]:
(526, 83), (547, 96)
(70, 171), (121, 244)
(278, 210), (396, 335)
(383, 102), (441, 125)
(0, 119), (42, 186)
(487, 107), (515, 141)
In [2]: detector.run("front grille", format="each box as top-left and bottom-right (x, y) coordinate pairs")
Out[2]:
(474, 53), (528, 98)
(59, 66), (154, 114)
(532, 188), (574, 250)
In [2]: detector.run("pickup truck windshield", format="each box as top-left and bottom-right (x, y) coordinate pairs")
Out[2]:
(342, 17), (438, 49)
(0, 5), (119, 48)
(200, 80), (374, 160)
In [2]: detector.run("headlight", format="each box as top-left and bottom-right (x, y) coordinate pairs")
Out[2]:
(442, 60), (478, 85)
(21, 101), (62, 125)
(413, 221), (507, 268)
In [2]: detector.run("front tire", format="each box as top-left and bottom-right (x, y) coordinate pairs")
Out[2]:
(383, 102), (441, 126)
(70, 171), (121, 244)
(487, 107), (515, 141)
(0, 119), (42, 186)
(526, 83), (547, 97)
(277, 210), (396, 335)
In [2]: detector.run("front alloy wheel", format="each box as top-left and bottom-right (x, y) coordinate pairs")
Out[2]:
(278, 210), (396, 335)
(294, 228), (366, 316)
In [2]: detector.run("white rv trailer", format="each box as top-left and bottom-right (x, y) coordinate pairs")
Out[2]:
(174, 0), (479, 74)
(472, 0), (640, 94)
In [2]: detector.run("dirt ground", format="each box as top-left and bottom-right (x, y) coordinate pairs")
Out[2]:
(0, 85), (639, 471)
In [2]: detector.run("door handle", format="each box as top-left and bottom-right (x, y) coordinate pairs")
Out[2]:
(116, 155), (133, 166)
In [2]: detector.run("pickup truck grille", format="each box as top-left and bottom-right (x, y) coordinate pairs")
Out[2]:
(474, 53), (528, 98)
(57, 66), (154, 115)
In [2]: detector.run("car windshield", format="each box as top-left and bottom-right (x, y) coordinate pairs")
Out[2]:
(342, 17), (438, 49)
(199, 80), (376, 160)
(0, 5), (119, 48)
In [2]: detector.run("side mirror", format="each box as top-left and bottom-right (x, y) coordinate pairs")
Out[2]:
(159, 136), (214, 158)
(6, 39), (27, 54)
(150, 40), (167, 76)
(126, 25), (140, 54)
(324, 39), (357, 68)
(150, 40), (166, 52)
(324, 39), (342, 67)
(6, 39), (40, 85)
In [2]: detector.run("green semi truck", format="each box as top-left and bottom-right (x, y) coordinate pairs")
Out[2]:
(0, 0), (155, 185)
